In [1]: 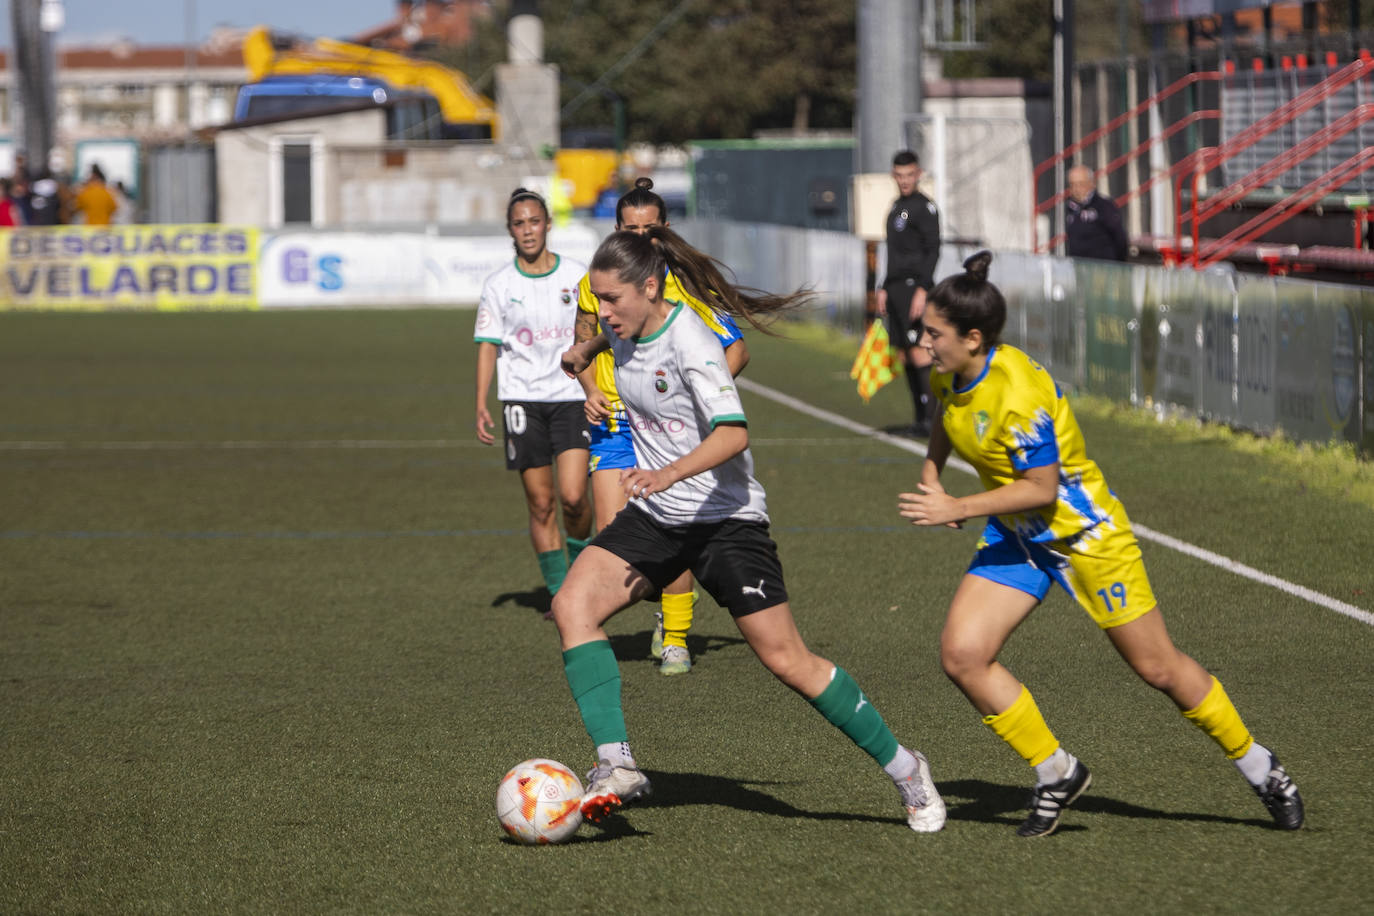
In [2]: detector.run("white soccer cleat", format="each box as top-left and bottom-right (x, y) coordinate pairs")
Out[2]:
(897, 751), (947, 833)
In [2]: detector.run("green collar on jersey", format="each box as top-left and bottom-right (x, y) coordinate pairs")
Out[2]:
(635, 299), (685, 343)
(514, 253), (561, 278)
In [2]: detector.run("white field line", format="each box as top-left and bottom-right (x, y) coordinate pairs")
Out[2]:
(737, 376), (1374, 628)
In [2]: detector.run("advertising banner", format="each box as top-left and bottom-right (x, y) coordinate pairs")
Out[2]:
(1078, 260), (1134, 401)
(0, 225), (258, 310)
(258, 227), (600, 308)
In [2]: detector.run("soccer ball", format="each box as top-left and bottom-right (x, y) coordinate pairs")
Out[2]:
(496, 758), (584, 845)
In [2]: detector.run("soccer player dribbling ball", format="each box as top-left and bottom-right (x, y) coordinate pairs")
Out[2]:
(897, 250), (1304, 837)
(572, 177), (750, 676)
(474, 188), (593, 603)
(555, 227), (947, 833)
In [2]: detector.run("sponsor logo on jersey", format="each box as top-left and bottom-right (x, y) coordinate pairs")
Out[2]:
(975, 409), (991, 442)
(627, 411), (687, 435)
(654, 368), (668, 393)
(509, 296), (524, 306)
(514, 325), (575, 346)
(476, 310), (492, 329)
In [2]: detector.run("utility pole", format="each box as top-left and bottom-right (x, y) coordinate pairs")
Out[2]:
(10, 0), (62, 173)
(857, 0), (922, 173)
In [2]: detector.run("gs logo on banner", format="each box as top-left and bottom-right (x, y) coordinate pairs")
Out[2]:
(282, 247), (343, 291)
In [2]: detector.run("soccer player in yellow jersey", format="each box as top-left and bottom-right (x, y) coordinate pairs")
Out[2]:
(897, 250), (1303, 836)
(573, 178), (749, 675)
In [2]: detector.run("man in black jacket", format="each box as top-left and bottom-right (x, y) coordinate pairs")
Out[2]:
(1065, 165), (1128, 262)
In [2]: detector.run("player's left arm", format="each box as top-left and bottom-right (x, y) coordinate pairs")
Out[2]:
(620, 422), (748, 501)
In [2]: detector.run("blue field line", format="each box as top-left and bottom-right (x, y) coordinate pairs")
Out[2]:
(737, 377), (1374, 629)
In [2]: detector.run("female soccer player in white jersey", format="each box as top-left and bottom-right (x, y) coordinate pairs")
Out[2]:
(554, 227), (946, 833)
(474, 188), (593, 602)
(573, 177), (750, 676)
(897, 250), (1303, 837)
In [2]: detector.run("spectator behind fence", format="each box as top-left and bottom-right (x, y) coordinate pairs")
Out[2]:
(74, 164), (118, 226)
(29, 169), (64, 225)
(10, 173), (34, 225)
(0, 178), (20, 226)
(1065, 165), (1128, 262)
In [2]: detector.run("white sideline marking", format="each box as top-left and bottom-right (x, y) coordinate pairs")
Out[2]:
(737, 376), (1374, 628)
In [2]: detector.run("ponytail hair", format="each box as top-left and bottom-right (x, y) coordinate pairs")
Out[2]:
(506, 186), (549, 223)
(616, 177), (667, 227)
(927, 250), (1005, 346)
(589, 226), (811, 334)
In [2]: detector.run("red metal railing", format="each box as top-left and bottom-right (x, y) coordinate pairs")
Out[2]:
(1195, 147), (1374, 267)
(1033, 54), (1374, 256)
(1031, 69), (1223, 252)
(1178, 57), (1374, 236)
(1176, 103), (1374, 260)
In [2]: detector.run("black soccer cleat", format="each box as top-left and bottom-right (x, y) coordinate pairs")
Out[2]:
(1018, 759), (1092, 837)
(1254, 753), (1304, 830)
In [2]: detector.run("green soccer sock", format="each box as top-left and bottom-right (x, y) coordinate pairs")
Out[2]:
(562, 640), (628, 746)
(807, 666), (899, 767)
(565, 536), (590, 566)
(537, 548), (569, 595)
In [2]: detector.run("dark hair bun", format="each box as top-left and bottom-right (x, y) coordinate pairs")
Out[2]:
(963, 250), (993, 282)
(633, 177), (654, 191)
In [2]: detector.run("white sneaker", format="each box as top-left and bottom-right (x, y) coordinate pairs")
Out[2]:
(648, 612), (664, 659)
(581, 760), (651, 822)
(660, 644), (692, 676)
(897, 751), (946, 833)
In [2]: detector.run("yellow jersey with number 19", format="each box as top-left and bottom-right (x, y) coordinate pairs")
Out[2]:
(931, 344), (1125, 546)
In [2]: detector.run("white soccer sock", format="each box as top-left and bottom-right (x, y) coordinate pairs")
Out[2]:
(1034, 748), (1075, 786)
(596, 741), (636, 769)
(1234, 741), (1273, 786)
(884, 745), (918, 782)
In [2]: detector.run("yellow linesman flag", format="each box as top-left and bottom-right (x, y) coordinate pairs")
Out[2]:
(850, 320), (900, 403)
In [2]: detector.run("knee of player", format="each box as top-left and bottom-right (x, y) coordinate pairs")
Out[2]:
(1127, 654), (1179, 692)
(526, 498), (558, 525)
(939, 635), (989, 683)
(559, 493), (590, 518)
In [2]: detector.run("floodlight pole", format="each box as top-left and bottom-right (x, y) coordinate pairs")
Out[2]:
(10, 0), (61, 173)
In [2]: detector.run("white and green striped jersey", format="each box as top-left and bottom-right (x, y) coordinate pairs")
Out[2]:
(473, 254), (587, 403)
(610, 301), (768, 526)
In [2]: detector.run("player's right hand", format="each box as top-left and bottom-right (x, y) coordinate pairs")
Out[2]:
(583, 391), (612, 423)
(476, 406), (495, 445)
(561, 345), (591, 378)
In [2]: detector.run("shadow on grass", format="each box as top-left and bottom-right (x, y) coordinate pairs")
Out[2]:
(629, 769), (903, 826)
(607, 629), (749, 665)
(491, 586), (552, 617)
(938, 778), (1266, 829)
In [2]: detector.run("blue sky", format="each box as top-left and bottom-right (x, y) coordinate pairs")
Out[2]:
(0, 1), (389, 49)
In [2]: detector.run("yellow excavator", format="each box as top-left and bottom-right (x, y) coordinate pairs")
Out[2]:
(236, 26), (499, 140)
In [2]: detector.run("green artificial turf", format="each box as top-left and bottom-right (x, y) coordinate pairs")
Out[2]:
(2, 311), (1371, 914)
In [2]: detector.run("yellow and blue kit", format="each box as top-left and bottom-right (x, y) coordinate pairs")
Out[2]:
(932, 344), (1156, 628)
(576, 270), (743, 472)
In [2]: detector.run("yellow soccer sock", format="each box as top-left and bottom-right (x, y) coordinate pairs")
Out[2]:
(983, 685), (1061, 767)
(1181, 676), (1254, 759)
(659, 591), (696, 650)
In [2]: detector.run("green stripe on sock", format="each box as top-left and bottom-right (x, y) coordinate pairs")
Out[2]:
(565, 536), (590, 565)
(808, 667), (899, 767)
(538, 548), (569, 595)
(562, 640), (628, 746)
